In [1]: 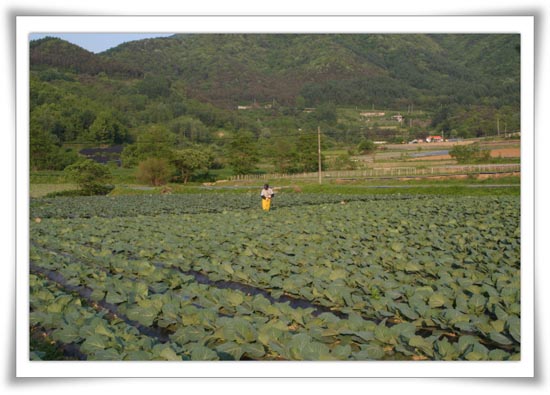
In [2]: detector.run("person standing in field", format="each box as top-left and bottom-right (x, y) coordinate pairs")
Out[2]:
(260, 183), (275, 211)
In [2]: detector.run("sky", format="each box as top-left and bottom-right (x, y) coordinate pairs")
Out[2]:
(29, 33), (174, 53)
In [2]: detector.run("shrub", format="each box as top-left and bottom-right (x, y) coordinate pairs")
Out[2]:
(137, 158), (173, 186)
(449, 143), (491, 164)
(357, 139), (375, 154)
(64, 159), (113, 195)
(331, 154), (357, 170)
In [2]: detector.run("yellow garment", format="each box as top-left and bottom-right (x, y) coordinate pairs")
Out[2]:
(262, 197), (271, 211)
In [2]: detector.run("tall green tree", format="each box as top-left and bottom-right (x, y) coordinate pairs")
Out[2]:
(30, 114), (78, 170)
(88, 111), (127, 144)
(313, 102), (338, 125)
(294, 132), (325, 173)
(121, 125), (176, 167)
(271, 138), (298, 173)
(31, 103), (68, 142)
(430, 105), (453, 134)
(169, 116), (211, 144)
(136, 74), (171, 99)
(227, 131), (259, 175)
(171, 148), (213, 183)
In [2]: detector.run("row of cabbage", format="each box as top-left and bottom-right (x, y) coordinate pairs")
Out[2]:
(30, 192), (424, 219)
(31, 244), (429, 361)
(29, 194), (521, 360)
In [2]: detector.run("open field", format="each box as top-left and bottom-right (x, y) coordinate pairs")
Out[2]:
(29, 190), (520, 361)
(490, 148), (521, 158)
(29, 184), (79, 198)
(28, 136), (522, 360)
(408, 147), (520, 162)
(366, 139), (520, 163)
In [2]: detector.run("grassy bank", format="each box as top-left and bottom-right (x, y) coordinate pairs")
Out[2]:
(296, 183), (520, 197)
(30, 167), (520, 198)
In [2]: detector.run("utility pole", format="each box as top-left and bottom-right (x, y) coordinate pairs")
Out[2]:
(318, 126), (322, 185)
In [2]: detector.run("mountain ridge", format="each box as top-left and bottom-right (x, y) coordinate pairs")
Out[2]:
(30, 33), (520, 109)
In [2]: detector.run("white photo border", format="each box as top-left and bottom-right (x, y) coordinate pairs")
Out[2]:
(16, 15), (535, 378)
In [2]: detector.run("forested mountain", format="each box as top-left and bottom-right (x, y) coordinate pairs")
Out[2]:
(30, 33), (521, 113)
(30, 37), (143, 78)
(99, 33), (520, 109)
(29, 34), (521, 172)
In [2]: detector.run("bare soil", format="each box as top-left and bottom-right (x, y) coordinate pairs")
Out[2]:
(408, 147), (520, 162)
(490, 148), (521, 158)
(396, 172), (520, 182)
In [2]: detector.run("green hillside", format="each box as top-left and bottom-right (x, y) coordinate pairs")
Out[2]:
(29, 34), (521, 174)
(99, 33), (520, 109)
(30, 37), (143, 78)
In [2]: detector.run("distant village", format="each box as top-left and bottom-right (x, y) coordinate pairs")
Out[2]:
(237, 104), (453, 145)
(409, 135), (445, 144)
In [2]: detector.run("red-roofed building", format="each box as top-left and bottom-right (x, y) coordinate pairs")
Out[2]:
(425, 135), (443, 142)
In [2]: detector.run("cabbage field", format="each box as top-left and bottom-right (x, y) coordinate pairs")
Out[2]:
(29, 192), (521, 361)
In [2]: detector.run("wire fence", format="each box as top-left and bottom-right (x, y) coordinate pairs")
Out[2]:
(229, 164), (521, 181)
